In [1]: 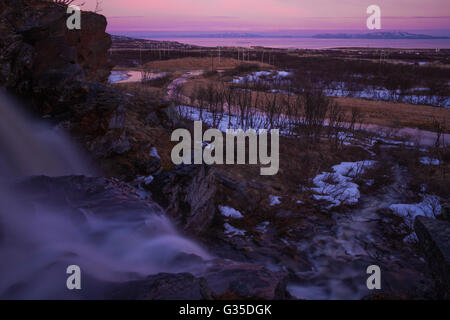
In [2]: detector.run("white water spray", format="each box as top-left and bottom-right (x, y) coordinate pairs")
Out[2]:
(0, 93), (209, 299)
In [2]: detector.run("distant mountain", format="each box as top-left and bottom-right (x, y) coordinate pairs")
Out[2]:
(312, 31), (449, 39)
(176, 33), (266, 38)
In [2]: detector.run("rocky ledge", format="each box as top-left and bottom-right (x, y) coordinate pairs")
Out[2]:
(0, 0), (168, 180)
(1, 175), (289, 300)
(415, 216), (450, 299)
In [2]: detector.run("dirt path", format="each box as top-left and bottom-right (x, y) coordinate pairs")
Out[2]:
(167, 70), (203, 99)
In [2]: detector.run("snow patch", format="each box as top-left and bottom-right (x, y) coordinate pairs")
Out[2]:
(419, 157), (440, 165)
(232, 70), (292, 85)
(149, 147), (160, 159)
(403, 232), (419, 244)
(269, 195), (281, 206)
(311, 161), (376, 208)
(219, 205), (244, 219)
(256, 221), (270, 233)
(389, 195), (441, 226)
(224, 223), (246, 237)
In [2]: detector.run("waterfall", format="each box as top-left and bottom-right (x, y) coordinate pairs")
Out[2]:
(0, 92), (209, 299)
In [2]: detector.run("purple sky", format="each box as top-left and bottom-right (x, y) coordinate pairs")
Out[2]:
(82, 0), (450, 34)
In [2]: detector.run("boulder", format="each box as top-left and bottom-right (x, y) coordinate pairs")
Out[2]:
(203, 261), (290, 300)
(0, 0), (112, 105)
(14, 175), (164, 218)
(414, 216), (450, 299)
(149, 164), (217, 236)
(442, 203), (450, 221)
(107, 262), (290, 300)
(107, 273), (213, 300)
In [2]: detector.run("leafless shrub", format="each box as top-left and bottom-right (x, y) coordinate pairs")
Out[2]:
(52, 0), (77, 4)
(51, 0), (85, 7)
(300, 89), (330, 146)
(327, 102), (347, 150)
(431, 119), (447, 180)
(94, 0), (103, 12)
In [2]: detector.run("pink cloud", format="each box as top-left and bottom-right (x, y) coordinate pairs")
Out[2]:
(81, 0), (450, 31)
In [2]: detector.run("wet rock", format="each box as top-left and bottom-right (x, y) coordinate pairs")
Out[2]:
(14, 175), (163, 219)
(87, 131), (131, 158)
(415, 216), (450, 299)
(149, 164), (217, 235)
(214, 171), (257, 212)
(203, 261), (290, 299)
(108, 107), (127, 129)
(442, 203), (450, 221)
(108, 273), (213, 300)
(145, 111), (161, 126)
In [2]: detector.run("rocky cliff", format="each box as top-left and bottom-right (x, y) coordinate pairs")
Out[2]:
(415, 217), (450, 299)
(0, 0), (166, 180)
(0, 0), (112, 107)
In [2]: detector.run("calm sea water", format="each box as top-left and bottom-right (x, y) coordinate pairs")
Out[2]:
(157, 37), (450, 49)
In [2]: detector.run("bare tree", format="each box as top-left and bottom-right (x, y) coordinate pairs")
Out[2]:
(301, 90), (330, 146)
(52, 0), (76, 4)
(52, 0), (84, 6)
(327, 102), (347, 150)
(94, 0), (103, 12)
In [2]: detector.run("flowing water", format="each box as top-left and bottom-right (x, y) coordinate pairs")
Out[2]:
(0, 93), (209, 299)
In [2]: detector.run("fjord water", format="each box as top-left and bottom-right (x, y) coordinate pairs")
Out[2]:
(0, 93), (209, 299)
(151, 37), (450, 49)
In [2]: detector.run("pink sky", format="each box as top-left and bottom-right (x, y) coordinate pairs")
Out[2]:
(82, 0), (450, 32)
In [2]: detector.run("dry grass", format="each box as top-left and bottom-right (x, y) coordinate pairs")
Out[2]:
(143, 57), (272, 72)
(333, 97), (450, 133)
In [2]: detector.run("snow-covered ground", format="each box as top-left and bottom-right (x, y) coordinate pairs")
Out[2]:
(149, 147), (161, 159)
(256, 221), (270, 233)
(232, 70), (292, 86)
(311, 161), (376, 208)
(224, 223), (246, 237)
(419, 157), (440, 165)
(269, 195), (281, 206)
(231, 72), (448, 108)
(176, 105), (282, 133)
(389, 194), (441, 226)
(323, 82), (449, 108)
(219, 205), (244, 219)
(219, 206), (246, 237)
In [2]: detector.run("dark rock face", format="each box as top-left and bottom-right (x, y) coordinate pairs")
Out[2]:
(0, 0), (112, 107)
(14, 175), (164, 219)
(149, 164), (217, 236)
(5, 176), (290, 300)
(107, 263), (290, 300)
(0, 1), (163, 179)
(203, 262), (290, 300)
(442, 203), (450, 221)
(415, 216), (450, 299)
(108, 273), (213, 300)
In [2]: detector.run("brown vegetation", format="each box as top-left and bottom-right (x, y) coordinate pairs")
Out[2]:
(143, 57), (272, 72)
